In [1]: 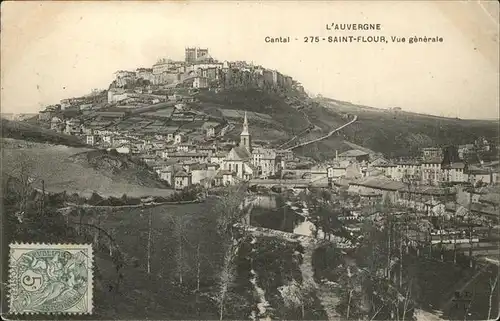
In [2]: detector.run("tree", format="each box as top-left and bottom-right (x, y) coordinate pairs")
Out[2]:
(217, 241), (238, 321)
(487, 274), (498, 320)
(4, 151), (44, 222)
(279, 280), (316, 319)
(211, 184), (248, 320)
(171, 215), (188, 284)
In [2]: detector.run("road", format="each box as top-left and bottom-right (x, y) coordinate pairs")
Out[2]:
(286, 115), (357, 151)
(277, 109), (313, 149)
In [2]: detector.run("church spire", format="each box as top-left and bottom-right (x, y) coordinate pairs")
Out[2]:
(240, 111), (251, 152)
(241, 111), (249, 135)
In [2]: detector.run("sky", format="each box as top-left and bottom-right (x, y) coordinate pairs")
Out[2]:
(1, 1), (499, 119)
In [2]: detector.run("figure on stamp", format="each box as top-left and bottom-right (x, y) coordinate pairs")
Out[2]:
(12, 249), (89, 313)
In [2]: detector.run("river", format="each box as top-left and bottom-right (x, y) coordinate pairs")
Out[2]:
(249, 194), (317, 237)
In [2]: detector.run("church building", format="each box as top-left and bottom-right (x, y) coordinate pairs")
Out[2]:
(223, 112), (256, 180)
(222, 112), (282, 181)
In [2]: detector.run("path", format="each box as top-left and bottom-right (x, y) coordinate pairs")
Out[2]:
(249, 235), (272, 321)
(286, 115), (357, 151)
(300, 239), (342, 320)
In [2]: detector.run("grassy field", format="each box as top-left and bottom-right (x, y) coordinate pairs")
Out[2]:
(1, 118), (87, 147)
(1, 139), (173, 198)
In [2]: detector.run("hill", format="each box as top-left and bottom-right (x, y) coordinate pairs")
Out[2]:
(193, 88), (312, 142)
(310, 98), (499, 159)
(1, 118), (87, 147)
(194, 89), (498, 160)
(1, 138), (172, 198)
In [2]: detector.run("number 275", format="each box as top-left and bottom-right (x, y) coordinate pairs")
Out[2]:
(304, 36), (320, 43)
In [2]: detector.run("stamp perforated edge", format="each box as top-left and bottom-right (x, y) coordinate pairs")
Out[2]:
(8, 243), (94, 315)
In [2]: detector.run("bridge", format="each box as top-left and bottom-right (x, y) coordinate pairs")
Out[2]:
(249, 178), (312, 188)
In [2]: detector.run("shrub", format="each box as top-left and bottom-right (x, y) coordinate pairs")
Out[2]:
(88, 192), (104, 206)
(108, 196), (125, 206)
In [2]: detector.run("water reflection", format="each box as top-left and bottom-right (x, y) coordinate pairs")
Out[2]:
(250, 194), (316, 236)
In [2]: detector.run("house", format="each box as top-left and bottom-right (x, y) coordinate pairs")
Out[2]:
(378, 162), (397, 180)
(193, 76), (209, 89)
(174, 171), (192, 190)
(338, 149), (370, 163)
(358, 191), (383, 207)
(421, 147), (443, 160)
(174, 133), (186, 144)
(458, 144), (475, 159)
(184, 163), (218, 185)
(64, 119), (82, 135)
(421, 158), (442, 186)
(327, 160), (351, 179)
(348, 177), (406, 204)
(442, 162), (467, 183)
(139, 154), (158, 165)
(50, 117), (64, 132)
(394, 160), (421, 181)
(38, 110), (54, 121)
(210, 151), (227, 165)
(399, 185), (455, 211)
(276, 149), (294, 162)
(80, 103), (93, 111)
(424, 200), (445, 216)
(166, 152), (209, 163)
(158, 164), (184, 186)
(202, 121), (220, 138)
(197, 145), (216, 155)
(86, 135), (96, 146)
(467, 166), (496, 186)
(214, 170), (236, 186)
(177, 143), (194, 153)
(252, 148), (279, 178)
(363, 167), (384, 177)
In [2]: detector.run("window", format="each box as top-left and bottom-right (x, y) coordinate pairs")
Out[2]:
(236, 164), (239, 173)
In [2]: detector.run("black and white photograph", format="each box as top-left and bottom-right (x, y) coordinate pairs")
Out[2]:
(1, 1), (499, 320)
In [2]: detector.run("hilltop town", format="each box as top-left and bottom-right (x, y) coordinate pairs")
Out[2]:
(31, 47), (498, 195)
(4, 46), (499, 320)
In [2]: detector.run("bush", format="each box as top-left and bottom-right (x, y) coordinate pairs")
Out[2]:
(108, 196), (125, 206)
(88, 192), (104, 206)
(68, 192), (86, 205)
(126, 196), (142, 205)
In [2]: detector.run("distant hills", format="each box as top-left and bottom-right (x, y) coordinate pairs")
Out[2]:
(192, 88), (499, 160)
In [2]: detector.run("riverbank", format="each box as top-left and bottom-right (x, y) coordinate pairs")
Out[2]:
(62, 198), (205, 210)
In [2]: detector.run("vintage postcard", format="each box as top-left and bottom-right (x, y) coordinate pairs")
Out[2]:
(1, 0), (498, 320)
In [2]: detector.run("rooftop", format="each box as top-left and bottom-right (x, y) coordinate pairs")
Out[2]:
(350, 177), (406, 191)
(175, 170), (191, 177)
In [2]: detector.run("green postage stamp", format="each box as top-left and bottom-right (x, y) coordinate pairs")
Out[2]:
(8, 243), (93, 315)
